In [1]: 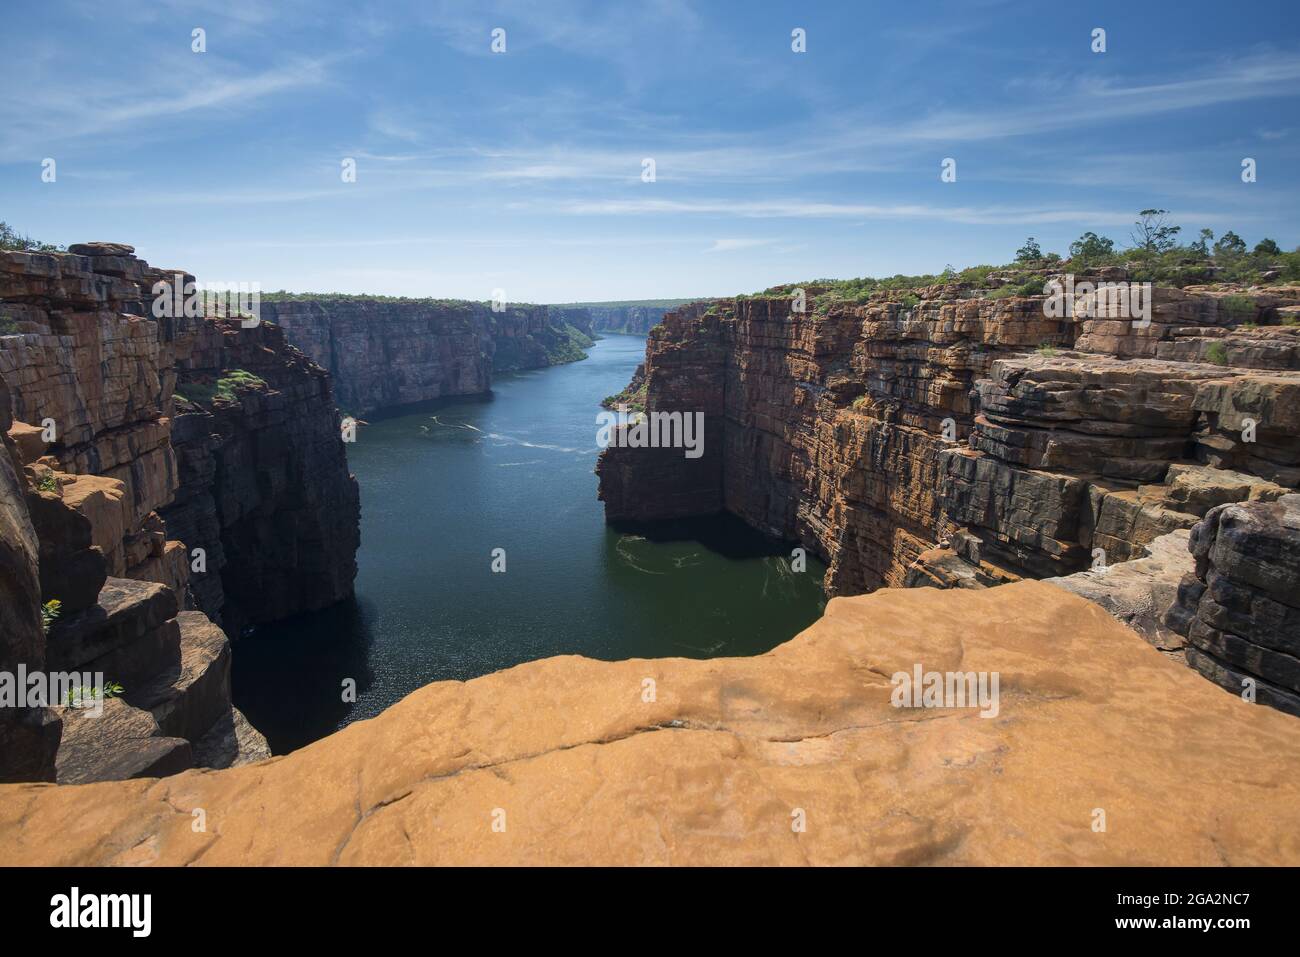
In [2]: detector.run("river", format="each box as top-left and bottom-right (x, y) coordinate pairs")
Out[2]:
(232, 334), (827, 752)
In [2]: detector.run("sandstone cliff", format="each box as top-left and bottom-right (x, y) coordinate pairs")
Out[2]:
(259, 298), (593, 417)
(1167, 494), (1300, 716)
(0, 243), (361, 782)
(1, 398), (270, 784)
(0, 245), (361, 635)
(2, 578), (1298, 865)
(596, 274), (1300, 713)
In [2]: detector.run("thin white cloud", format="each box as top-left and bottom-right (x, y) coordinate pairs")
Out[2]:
(706, 238), (775, 253)
(853, 51), (1300, 145)
(560, 197), (1231, 227)
(0, 56), (333, 161)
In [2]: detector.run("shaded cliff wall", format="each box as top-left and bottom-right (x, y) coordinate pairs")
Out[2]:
(259, 299), (593, 416)
(598, 277), (1300, 598)
(0, 245), (360, 635)
(0, 372), (60, 782)
(162, 320), (360, 636)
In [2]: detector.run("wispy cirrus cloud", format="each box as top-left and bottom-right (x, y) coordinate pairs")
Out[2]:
(0, 55), (334, 162)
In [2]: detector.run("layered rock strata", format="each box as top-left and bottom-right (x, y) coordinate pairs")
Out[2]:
(1166, 494), (1300, 716)
(1, 243), (358, 781)
(597, 278), (1300, 712)
(0, 244), (360, 633)
(0, 447), (269, 783)
(600, 282), (1299, 586)
(258, 299), (593, 417)
(2, 579), (1298, 865)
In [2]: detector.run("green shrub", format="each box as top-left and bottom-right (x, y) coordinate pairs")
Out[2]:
(1035, 343), (1059, 357)
(1219, 295), (1256, 323)
(35, 470), (59, 493)
(178, 370), (268, 405)
(1205, 342), (1230, 365)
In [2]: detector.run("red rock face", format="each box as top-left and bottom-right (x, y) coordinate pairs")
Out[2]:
(598, 277), (1300, 600)
(259, 299), (590, 417)
(0, 246), (361, 636)
(258, 299), (495, 416)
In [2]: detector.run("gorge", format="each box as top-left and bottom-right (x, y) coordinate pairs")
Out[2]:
(3, 242), (1300, 866)
(230, 333), (826, 752)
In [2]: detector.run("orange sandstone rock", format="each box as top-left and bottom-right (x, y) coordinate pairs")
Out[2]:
(2, 580), (1297, 866)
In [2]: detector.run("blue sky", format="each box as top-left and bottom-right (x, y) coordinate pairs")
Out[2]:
(2, 0), (1298, 301)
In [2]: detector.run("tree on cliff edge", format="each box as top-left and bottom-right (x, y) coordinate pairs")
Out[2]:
(1130, 209), (1181, 254)
(0, 222), (62, 253)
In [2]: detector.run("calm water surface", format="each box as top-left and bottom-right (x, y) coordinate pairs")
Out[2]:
(233, 335), (826, 752)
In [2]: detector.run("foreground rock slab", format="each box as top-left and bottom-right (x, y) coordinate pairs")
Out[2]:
(2, 580), (1298, 866)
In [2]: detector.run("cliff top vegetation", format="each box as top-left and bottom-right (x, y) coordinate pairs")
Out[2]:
(0, 221), (63, 253)
(747, 212), (1298, 309)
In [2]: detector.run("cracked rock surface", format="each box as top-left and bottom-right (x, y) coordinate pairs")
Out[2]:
(3, 579), (1298, 865)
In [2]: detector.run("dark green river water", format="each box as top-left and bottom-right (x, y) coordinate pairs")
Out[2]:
(232, 335), (827, 753)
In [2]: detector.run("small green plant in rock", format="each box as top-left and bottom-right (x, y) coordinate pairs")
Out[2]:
(215, 369), (267, 400)
(65, 682), (125, 708)
(1205, 342), (1230, 365)
(1035, 343), (1059, 357)
(35, 470), (59, 493)
(41, 599), (62, 634)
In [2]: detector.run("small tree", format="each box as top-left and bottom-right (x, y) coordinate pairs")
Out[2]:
(1213, 231), (1247, 257)
(1130, 209), (1181, 253)
(0, 222), (61, 252)
(1069, 231), (1115, 261)
(1015, 237), (1042, 262)
(1191, 228), (1214, 256)
(1254, 238), (1281, 256)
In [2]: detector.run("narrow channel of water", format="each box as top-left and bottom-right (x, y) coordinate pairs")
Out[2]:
(232, 335), (827, 753)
